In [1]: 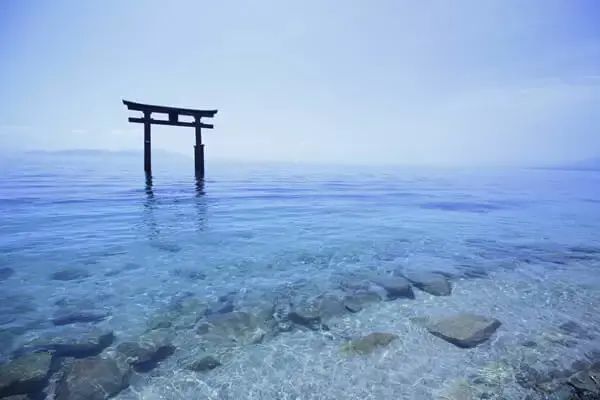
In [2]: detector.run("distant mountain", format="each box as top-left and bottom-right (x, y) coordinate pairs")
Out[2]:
(560, 157), (600, 171)
(24, 148), (185, 156)
(537, 157), (600, 171)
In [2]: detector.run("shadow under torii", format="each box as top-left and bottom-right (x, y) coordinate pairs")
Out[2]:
(142, 175), (208, 240)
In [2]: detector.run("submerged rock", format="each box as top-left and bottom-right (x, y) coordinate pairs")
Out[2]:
(196, 311), (266, 347)
(569, 245), (600, 255)
(105, 263), (142, 276)
(122, 262), (142, 271)
(53, 297), (96, 309)
(288, 307), (321, 329)
(150, 241), (181, 253)
(371, 276), (415, 300)
(182, 311), (270, 370)
(184, 355), (222, 372)
(146, 297), (210, 332)
(565, 362), (600, 398)
(49, 268), (91, 281)
(456, 265), (489, 279)
(558, 320), (595, 341)
(171, 267), (207, 281)
(0, 267), (15, 281)
(52, 309), (109, 326)
(55, 356), (131, 400)
(402, 271), (452, 296)
(341, 332), (399, 356)
(116, 329), (175, 372)
(343, 291), (382, 313)
(425, 314), (501, 348)
(289, 294), (347, 330)
(0, 294), (37, 316)
(103, 269), (121, 277)
(520, 360), (600, 399)
(17, 326), (115, 359)
(0, 314), (17, 326)
(337, 276), (375, 292)
(271, 295), (294, 333)
(515, 363), (547, 390)
(0, 351), (52, 398)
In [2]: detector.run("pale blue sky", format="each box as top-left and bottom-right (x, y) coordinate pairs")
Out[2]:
(1, 0), (599, 166)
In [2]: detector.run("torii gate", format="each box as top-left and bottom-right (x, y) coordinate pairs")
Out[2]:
(122, 99), (218, 178)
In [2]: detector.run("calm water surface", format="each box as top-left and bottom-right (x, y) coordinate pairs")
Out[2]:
(1, 152), (599, 399)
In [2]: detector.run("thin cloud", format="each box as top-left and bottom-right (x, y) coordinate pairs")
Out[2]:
(0, 125), (33, 134)
(109, 129), (137, 136)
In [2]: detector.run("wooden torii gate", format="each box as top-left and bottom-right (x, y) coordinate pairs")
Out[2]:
(122, 99), (218, 178)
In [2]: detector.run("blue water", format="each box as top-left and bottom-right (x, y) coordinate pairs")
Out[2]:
(1, 152), (600, 399)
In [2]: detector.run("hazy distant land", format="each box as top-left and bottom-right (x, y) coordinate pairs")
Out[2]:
(1, 149), (599, 171)
(536, 157), (600, 171)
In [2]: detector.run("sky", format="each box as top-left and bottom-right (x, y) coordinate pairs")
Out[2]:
(0, 0), (599, 166)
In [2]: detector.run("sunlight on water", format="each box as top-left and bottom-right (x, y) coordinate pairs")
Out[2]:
(1, 153), (599, 399)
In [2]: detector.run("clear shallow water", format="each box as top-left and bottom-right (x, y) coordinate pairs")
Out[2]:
(1, 152), (600, 399)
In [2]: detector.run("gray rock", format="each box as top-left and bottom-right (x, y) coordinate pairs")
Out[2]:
(150, 241), (181, 253)
(146, 298), (210, 332)
(171, 268), (207, 281)
(571, 359), (592, 372)
(19, 326), (114, 359)
(185, 355), (222, 372)
(122, 262), (142, 271)
(196, 311), (267, 347)
(55, 356), (131, 400)
(521, 339), (538, 348)
(566, 363), (600, 396)
(0, 321), (47, 356)
(0, 294), (37, 316)
(269, 295), (294, 333)
(558, 320), (595, 340)
(50, 268), (91, 281)
(0, 351), (52, 398)
(218, 290), (238, 304)
(371, 276), (415, 300)
(402, 271), (452, 296)
(252, 302), (282, 334)
(0, 314), (17, 325)
(0, 328), (19, 357)
(541, 329), (580, 348)
(343, 291), (382, 313)
(105, 263), (141, 276)
(341, 332), (399, 356)
(569, 245), (600, 255)
(515, 364), (545, 389)
(52, 309), (109, 326)
(0, 267), (15, 281)
(426, 314), (501, 348)
(288, 307), (321, 329)
(187, 311), (271, 369)
(53, 298), (96, 309)
(529, 361), (600, 399)
(337, 277), (373, 292)
(116, 329), (175, 372)
(289, 294), (347, 330)
(456, 265), (489, 279)
(207, 299), (235, 316)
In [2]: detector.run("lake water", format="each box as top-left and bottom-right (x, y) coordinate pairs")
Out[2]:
(1, 152), (599, 399)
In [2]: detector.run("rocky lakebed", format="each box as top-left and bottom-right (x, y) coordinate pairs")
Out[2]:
(1, 243), (600, 400)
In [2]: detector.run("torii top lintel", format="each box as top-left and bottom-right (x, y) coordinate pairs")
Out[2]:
(122, 99), (218, 129)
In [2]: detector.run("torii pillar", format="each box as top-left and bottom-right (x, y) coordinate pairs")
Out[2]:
(122, 99), (218, 178)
